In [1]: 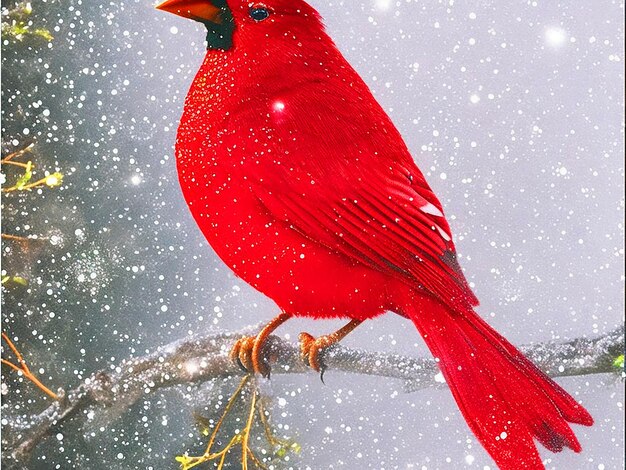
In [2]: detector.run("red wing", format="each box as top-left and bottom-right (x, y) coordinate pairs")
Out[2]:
(251, 156), (479, 311)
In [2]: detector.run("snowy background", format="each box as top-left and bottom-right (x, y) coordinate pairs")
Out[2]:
(1, 0), (624, 469)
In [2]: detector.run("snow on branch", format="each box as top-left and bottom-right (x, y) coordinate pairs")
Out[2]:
(2, 325), (623, 467)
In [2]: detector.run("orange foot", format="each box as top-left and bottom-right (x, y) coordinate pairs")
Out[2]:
(298, 319), (362, 379)
(229, 313), (290, 378)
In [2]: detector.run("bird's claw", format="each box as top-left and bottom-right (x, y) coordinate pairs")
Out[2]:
(299, 332), (328, 381)
(229, 335), (271, 378)
(235, 356), (248, 373)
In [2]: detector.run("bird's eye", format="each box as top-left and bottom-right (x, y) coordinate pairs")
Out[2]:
(249, 5), (271, 22)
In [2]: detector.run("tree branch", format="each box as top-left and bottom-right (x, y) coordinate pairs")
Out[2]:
(2, 325), (623, 467)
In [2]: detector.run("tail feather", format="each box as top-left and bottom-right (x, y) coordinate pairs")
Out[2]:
(406, 298), (593, 470)
(467, 311), (592, 426)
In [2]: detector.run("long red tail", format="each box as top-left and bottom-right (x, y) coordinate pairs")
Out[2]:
(406, 297), (593, 469)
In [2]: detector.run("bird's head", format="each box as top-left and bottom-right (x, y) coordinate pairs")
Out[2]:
(156, 0), (325, 51)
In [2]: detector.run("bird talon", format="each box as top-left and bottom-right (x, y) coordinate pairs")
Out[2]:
(254, 355), (270, 379)
(230, 336), (256, 373)
(229, 315), (290, 378)
(298, 320), (362, 379)
(298, 332), (315, 365)
(298, 332), (326, 373)
(236, 356), (248, 373)
(309, 346), (324, 373)
(230, 338), (245, 371)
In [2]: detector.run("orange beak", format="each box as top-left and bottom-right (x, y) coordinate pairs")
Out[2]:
(156, 0), (222, 23)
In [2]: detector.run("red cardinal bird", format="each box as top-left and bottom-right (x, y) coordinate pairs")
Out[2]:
(157, 0), (593, 468)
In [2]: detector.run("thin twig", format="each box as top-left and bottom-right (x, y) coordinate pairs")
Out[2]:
(1, 143), (34, 163)
(241, 387), (258, 470)
(1, 333), (59, 401)
(206, 375), (250, 456)
(0, 160), (30, 169)
(2, 174), (61, 193)
(178, 375), (255, 469)
(1, 234), (38, 242)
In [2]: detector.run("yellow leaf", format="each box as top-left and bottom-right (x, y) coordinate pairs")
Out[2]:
(175, 455), (193, 470)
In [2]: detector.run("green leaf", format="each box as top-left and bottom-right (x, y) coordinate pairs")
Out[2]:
(11, 276), (28, 286)
(192, 412), (213, 437)
(1, 3), (52, 43)
(2, 22), (29, 40)
(614, 354), (624, 370)
(32, 28), (53, 41)
(1, 276), (29, 287)
(274, 439), (301, 459)
(175, 455), (194, 470)
(15, 161), (32, 189)
(290, 441), (302, 454)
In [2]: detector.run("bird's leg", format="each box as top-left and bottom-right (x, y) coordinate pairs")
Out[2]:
(230, 312), (291, 378)
(299, 319), (362, 377)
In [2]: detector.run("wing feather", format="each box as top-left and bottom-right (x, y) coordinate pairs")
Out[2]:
(251, 160), (478, 310)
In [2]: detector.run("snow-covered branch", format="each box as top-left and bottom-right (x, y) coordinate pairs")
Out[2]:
(3, 325), (623, 467)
